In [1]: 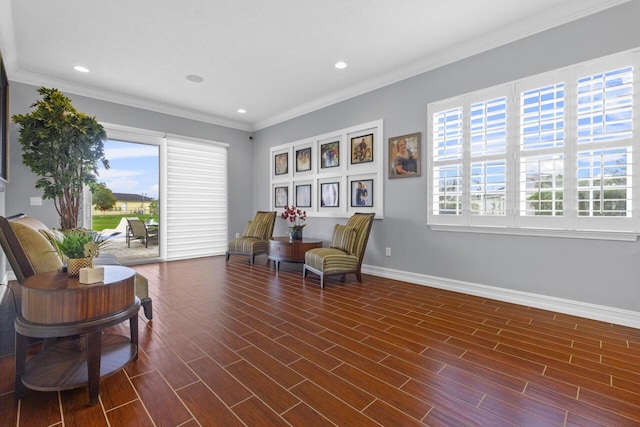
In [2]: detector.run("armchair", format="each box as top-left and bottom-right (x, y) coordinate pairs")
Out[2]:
(126, 218), (158, 248)
(0, 214), (153, 320)
(303, 212), (375, 288)
(226, 211), (276, 264)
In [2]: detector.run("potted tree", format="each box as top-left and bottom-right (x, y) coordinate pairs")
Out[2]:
(12, 87), (109, 229)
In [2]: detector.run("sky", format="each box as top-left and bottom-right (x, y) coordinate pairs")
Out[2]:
(96, 140), (159, 199)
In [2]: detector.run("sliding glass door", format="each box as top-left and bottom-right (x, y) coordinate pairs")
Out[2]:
(91, 139), (160, 262)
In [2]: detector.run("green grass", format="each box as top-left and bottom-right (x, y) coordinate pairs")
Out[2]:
(91, 214), (158, 231)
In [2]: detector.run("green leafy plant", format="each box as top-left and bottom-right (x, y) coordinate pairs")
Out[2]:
(12, 87), (109, 230)
(55, 229), (119, 259)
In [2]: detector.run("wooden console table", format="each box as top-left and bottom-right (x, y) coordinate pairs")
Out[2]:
(15, 265), (140, 405)
(268, 236), (323, 271)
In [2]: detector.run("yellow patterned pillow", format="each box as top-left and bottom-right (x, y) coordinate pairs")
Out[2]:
(329, 224), (356, 254)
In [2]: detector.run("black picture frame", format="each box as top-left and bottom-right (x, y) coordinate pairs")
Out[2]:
(320, 182), (339, 207)
(350, 134), (373, 164)
(351, 179), (373, 207)
(295, 184), (311, 207)
(274, 186), (288, 207)
(320, 141), (339, 169)
(274, 152), (288, 175)
(295, 147), (312, 172)
(0, 52), (8, 181)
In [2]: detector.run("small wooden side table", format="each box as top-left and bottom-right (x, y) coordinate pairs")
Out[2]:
(15, 265), (139, 406)
(268, 236), (323, 271)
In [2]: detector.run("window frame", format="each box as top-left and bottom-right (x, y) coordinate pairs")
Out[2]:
(427, 50), (640, 241)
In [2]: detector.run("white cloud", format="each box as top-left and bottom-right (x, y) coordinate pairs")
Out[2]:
(105, 145), (158, 160)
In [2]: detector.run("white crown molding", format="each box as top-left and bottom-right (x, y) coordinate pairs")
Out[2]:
(362, 264), (640, 330)
(8, 70), (254, 132)
(252, 0), (631, 131)
(1, 0), (630, 133)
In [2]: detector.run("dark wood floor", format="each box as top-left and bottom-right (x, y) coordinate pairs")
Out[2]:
(1, 255), (640, 426)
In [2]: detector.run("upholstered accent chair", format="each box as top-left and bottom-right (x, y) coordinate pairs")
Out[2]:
(303, 212), (375, 288)
(0, 214), (153, 320)
(225, 211), (276, 264)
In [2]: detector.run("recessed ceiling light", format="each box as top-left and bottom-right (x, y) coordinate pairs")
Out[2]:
(237, 109), (247, 114)
(186, 74), (204, 83)
(334, 61), (347, 69)
(73, 65), (89, 73)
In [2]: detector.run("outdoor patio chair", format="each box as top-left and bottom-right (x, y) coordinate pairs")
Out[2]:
(126, 218), (158, 248)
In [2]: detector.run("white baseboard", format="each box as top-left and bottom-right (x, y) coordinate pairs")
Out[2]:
(362, 264), (640, 329)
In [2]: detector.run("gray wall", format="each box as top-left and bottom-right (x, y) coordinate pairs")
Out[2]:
(7, 81), (254, 236)
(254, 1), (640, 311)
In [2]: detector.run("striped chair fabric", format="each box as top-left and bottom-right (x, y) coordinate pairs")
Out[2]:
(226, 211), (276, 264)
(303, 212), (375, 288)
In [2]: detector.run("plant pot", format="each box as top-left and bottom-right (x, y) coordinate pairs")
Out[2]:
(288, 227), (303, 241)
(67, 257), (93, 277)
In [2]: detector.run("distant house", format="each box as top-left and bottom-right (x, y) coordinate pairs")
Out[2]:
(96, 193), (155, 215)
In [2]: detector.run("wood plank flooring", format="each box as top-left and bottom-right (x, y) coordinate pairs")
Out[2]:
(1, 255), (640, 426)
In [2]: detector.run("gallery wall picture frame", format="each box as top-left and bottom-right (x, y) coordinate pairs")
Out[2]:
(320, 182), (339, 207)
(295, 184), (312, 208)
(350, 133), (374, 165)
(320, 141), (340, 169)
(295, 147), (312, 172)
(274, 186), (288, 207)
(388, 132), (421, 179)
(351, 179), (373, 207)
(274, 152), (289, 175)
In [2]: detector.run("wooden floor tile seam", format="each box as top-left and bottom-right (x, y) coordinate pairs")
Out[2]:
(548, 369), (640, 412)
(576, 388), (640, 423)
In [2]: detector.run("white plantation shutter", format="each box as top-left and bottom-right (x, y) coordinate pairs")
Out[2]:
(165, 136), (228, 260)
(428, 50), (639, 236)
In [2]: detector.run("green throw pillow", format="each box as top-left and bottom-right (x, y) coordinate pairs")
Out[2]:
(330, 224), (356, 255)
(243, 220), (267, 239)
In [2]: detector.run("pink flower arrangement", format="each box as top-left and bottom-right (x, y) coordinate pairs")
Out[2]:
(281, 205), (307, 229)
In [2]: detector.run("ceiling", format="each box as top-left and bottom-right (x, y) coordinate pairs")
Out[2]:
(0, 0), (629, 132)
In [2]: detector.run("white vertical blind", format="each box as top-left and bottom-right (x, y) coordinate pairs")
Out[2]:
(165, 136), (228, 260)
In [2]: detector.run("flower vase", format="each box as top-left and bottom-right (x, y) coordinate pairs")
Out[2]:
(67, 257), (93, 277)
(289, 227), (303, 241)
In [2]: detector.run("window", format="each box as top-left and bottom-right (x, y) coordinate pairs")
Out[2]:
(428, 51), (639, 236)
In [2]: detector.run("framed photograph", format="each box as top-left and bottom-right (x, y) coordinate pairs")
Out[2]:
(350, 134), (373, 164)
(295, 184), (311, 207)
(296, 147), (312, 172)
(320, 141), (339, 168)
(274, 186), (288, 207)
(274, 152), (288, 175)
(389, 132), (421, 179)
(351, 179), (373, 207)
(320, 182), (339, 207)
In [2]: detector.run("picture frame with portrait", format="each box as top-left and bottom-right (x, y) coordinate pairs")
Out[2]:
(295, 147), (312, 172)
(320, 141), (340, 169)
(320, 182), (339, 207)
(389, 132), (421, 179)
(351, 179), (373, 207)
(295, 184), (312, 207)
(274, 152), (288, 175)
(274, 186), (288, 207)
(350, 134), (373, 164)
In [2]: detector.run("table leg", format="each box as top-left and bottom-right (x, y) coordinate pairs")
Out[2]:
(14, 332), (27, 399)
(130, 314), (139, 361)
(87, 331), (102, 406)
